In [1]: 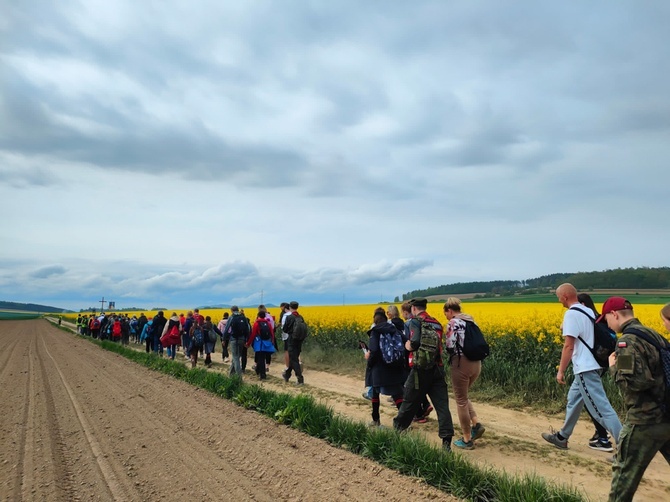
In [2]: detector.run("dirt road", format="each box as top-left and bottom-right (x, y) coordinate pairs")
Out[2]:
(0, 320), (455, 501)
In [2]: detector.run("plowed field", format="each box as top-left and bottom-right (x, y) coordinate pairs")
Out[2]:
(0, 320), (454, 501)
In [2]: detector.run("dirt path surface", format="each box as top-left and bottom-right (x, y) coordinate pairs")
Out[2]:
(141, 334), (667, 502)
(0, 320), (456, 502)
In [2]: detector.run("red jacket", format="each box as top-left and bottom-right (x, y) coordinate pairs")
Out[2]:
(246, 318), (275, 347)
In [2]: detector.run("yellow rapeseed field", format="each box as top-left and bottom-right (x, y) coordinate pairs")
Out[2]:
(64, 302), (668, 342)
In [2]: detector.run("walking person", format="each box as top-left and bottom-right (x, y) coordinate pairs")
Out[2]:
(281, 301), (306, 385)
(577, 293), (616, 452)
(182, 311), (195, 359)
(443, 297), (485, 450)
(246, 311), (276, 380)
(258, 305), (275, 373)
(141, 317), (153, 352)
(542, 284), (622, 450)
(202, 316), (222, 368)
(161, 313), (182, 360)
(189, 316), (205, 368)
(602, 298), (670, 501)
(151, 311), (167, 356)
(365, 309), (406, 426)
(393, 298), (454, 451)
(399, 302), (433, 423)
(278, 302), (291, 375)
(224, 306), (250, 377)
(137, 313), (148, 345)
(218, 312), (230, 362)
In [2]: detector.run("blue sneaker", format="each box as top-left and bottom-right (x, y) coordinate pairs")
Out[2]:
(454, 437), (474, 450)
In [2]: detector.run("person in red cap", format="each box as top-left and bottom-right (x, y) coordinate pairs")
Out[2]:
(601, 296), (670, 502)
(542, 283), (622, 451)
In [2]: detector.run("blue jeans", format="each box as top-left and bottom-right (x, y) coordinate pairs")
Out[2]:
(229, 337), (245, 377)
(560, 369), (622, 443)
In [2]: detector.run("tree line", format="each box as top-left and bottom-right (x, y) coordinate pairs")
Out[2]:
(402, 267), (670, 299)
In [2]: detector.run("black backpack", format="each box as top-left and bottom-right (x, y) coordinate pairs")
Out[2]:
(258, 322), (272, 341)
(458, 321), (490, 361)
(570, 307), (617, 368)
(292, 315), (309, 342)
(623, 327), (670, 416)
(228, 315), (250, 339)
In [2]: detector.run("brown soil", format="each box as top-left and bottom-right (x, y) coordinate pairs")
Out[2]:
(0, 320), (455, 501)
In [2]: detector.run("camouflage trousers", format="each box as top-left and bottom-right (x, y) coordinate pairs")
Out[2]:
(609, 420), (670, 502)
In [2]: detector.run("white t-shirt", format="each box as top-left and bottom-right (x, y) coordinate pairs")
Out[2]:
(562, 303), (600, 374)
(280, 311), (291, 341)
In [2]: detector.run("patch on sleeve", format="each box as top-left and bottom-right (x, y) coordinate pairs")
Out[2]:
(618, 341), (627, 348)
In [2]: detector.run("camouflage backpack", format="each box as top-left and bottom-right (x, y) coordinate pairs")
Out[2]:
(413, 317), (441, 370)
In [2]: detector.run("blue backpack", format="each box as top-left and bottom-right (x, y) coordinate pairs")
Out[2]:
(192, 325), (204, 348)
(379, 329), (405, 365)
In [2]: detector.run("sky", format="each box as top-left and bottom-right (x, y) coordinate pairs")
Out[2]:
(1, 1), (669, 311)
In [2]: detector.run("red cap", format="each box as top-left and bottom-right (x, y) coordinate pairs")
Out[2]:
(596, 296), (633, 322)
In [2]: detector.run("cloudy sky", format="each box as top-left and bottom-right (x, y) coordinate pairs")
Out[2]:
(1, 1), (669, 311)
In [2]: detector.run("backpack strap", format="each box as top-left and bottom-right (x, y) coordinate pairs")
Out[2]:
(569, 307), (596, 351)
(569, 306), (596, 322)
(622, 327), (669, 350)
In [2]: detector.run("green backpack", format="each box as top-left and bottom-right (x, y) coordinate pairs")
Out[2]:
(414, 318), (441, 370)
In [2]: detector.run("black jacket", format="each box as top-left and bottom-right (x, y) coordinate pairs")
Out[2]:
(365, 322), (408, 388)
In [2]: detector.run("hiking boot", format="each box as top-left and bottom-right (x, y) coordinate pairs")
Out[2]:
(442, 439), (452, 452)
(368, 420), (381, 428)
(589, 438), (614, 452)
(282, 370), (289, 383)
(413, 417), (428, 424)
(422, 405), (434, 419)
(454, 437), (475, 450)
(296, 381), (305, 386)
(541, 430), (568, 450)
(472, 423), (486, 441)
(362, 391), (372, 401)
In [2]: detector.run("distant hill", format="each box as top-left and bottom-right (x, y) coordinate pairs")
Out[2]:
(403, 266), (670, 300)
(0, 300), (71, 313)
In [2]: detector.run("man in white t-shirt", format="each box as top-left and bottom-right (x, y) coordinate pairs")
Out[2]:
(542, 283), (622, 450)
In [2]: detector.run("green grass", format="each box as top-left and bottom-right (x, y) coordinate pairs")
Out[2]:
(58, 322), (585, 502)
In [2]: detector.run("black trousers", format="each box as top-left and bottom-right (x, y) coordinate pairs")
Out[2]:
(255, 351), (268, 379)
(285, 339), (304, 383)
(394, 366), (454, 442)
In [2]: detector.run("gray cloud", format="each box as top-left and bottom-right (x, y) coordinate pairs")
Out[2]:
(1, 1), (669, 309)
(29, 265), (68, 279)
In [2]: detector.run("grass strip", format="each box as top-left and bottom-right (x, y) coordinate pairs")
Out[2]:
(57, 323), (585, 502)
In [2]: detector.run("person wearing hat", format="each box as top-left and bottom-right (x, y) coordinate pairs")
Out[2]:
(392, 298), (455, 451)
(602, 297), (670, 502)
(542, 284), (622, 451)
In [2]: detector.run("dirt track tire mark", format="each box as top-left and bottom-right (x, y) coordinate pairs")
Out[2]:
(40, 338), (129, 501)
(0, 330), (24, 383)
(13, 336), (33, 501)
(32, 338), (75, 500)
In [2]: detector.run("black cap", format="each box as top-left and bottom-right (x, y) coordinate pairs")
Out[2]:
(409, 298), (427, 308)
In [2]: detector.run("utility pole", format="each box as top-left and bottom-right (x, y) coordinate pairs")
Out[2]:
(99, 297), (107, 314)
(260, 289), (264, 304)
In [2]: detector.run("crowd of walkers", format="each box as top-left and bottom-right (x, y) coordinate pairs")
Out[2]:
(360, 287), (670, 502)
(74, 302), (306, 382)
(73, 288), (670, 502)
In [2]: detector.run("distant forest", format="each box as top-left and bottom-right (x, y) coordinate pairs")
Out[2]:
(402, 267), (670, 299)
(0, 301), (70, 313)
